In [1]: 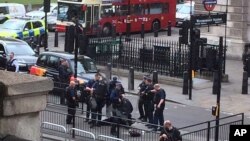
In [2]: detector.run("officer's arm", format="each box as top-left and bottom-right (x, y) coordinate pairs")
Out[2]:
(13, 60), (19, 72)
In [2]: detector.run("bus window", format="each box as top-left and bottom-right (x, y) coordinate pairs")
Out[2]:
(132, 4), (143, 15)
(163, 3), (169, 13)
(58, 2), (85, 24)
(120, 5), (128, 16)
(101, 5), (114, 18)
(149, 3), (163, 14)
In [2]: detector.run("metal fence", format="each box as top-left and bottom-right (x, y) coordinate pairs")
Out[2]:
(179, 113), (244, 141)
(41, 108), (160, 141)
(88, 36), (189, 78)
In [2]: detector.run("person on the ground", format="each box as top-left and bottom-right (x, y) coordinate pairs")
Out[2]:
(110, 82), (125, 135)
(159, 120), (182, 141)
(151, 84), (166, 131)
(142, 78), (154, 127)
(6, 52), (19, 72)
(66, 81), (78, 124)
(85, 73), (101, 122)
(137, 75), (148, 120)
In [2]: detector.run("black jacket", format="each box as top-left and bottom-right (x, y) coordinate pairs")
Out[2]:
(160, 127), (182, 141)
(66, 86), (77, 108)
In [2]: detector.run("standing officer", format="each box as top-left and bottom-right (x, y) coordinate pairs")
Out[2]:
(89, 76), (107, 128)
(142, 78), (154, 127)
(110, 82), (125, 135)
(85, 73), (101, 123)
(107, 76), (119, 118)
(66, 81), (78, 124)
(58, 59), (72, 104)
(151, 84), (166, 131)
(6, 52), (19, 72)
(137, 75), (148, 120)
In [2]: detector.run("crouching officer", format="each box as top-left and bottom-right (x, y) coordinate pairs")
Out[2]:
(110, 82), (125, 135)
(66, 81), (78, 124)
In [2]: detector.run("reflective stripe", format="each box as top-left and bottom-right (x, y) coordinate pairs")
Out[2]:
(34, 29), (40, 36)
(29, 30), (34, 37)
(16, 32), (23, 39)
(23, 31), (29, 39)
(40, 28), (45, 34)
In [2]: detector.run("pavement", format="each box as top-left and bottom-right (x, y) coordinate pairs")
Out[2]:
(46, 30), (250, 119)
(117, 59), (250, 118)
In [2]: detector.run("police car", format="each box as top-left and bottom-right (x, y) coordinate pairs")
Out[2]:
(0, 18), (46, 46)
(0, 15), (10, 24)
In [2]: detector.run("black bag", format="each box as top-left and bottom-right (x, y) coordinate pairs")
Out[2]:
(129, 130), (141, 137)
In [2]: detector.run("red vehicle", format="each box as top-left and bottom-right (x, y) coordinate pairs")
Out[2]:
(99, 0), (176, 36)
(56, 0), (176, 35)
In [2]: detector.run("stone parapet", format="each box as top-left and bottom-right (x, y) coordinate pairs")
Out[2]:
(0, 70), (53, 141)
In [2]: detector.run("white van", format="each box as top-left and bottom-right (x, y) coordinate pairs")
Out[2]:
(0, 3), (26, 17)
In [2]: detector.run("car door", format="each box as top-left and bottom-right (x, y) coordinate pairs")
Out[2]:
(46, 55), (60, 81)
(0, 44), (7, 69)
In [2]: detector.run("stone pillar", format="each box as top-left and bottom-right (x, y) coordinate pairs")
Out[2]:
(193, 0), (250, 59)
(0, 70), (53, 141)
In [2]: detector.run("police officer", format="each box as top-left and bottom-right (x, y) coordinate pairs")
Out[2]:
(6, 52), (19, 72)
(58, 59), (72, 104)
(151, 84), (166, 131)
(159, 120), (182, 141)
(137, 75), (148, 120)
(142, 78), (154, 127)
(107, 76), (119, 118)
(89, 76), (107, 128)
(66, 81), (78, 124)
(85, 73), (101, 123)
(110, 82), (125, 135)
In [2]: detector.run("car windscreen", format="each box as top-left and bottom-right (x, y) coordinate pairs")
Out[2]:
(6, 43), (35, 56)
(1, 20), (25, 30)
(70, 58), (97, 74)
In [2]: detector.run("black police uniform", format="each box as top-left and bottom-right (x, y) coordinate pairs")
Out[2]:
(143, 83), (154, 124)
(66, 86), (78, 124)
(153, 89), (166, 130)
(90, 80), (107, 127)
(85, 79), (96, 121)
(58, 64), (72, 104)
(110, 85), (124, 135)
(6, 59), (17, 72)
(138, 81), (147, 119)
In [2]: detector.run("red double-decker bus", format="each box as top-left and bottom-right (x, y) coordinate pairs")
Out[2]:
(99, 0), (176, 36)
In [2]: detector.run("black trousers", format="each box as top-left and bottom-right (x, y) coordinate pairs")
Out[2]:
(85, 96), (91, 119)
(144, 100), (154, 124)
(91, 98), (103, 124)
(138, 97), (145, 118)
(66, 106), (76, 124)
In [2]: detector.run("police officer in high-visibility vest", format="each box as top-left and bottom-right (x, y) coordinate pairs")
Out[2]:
(6, 52), (19, 72)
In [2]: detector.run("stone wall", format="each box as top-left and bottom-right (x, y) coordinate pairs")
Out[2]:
(0, 71), (53, 141)
(193, 0), (250, 59)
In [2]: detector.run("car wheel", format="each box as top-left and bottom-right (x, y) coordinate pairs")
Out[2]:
(102, 24), (112, 36)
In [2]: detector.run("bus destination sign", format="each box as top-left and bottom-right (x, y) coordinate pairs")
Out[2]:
(203, 0), (217, 11)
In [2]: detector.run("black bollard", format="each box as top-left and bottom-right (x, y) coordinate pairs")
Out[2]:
(54, 29), (58, 47)
(112, 24), (116, 38)
(141, 21), (145, 38)
(242, 71), (248, 94)
(128, 67), (134, 90)
(107, 62), (112, 80)
(153, 71), (158, 84)
(212, 71), (219, 95)
(167, 21), (171, 36)
(154, 29), (158, 37)
(183, 71), (188, 95)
